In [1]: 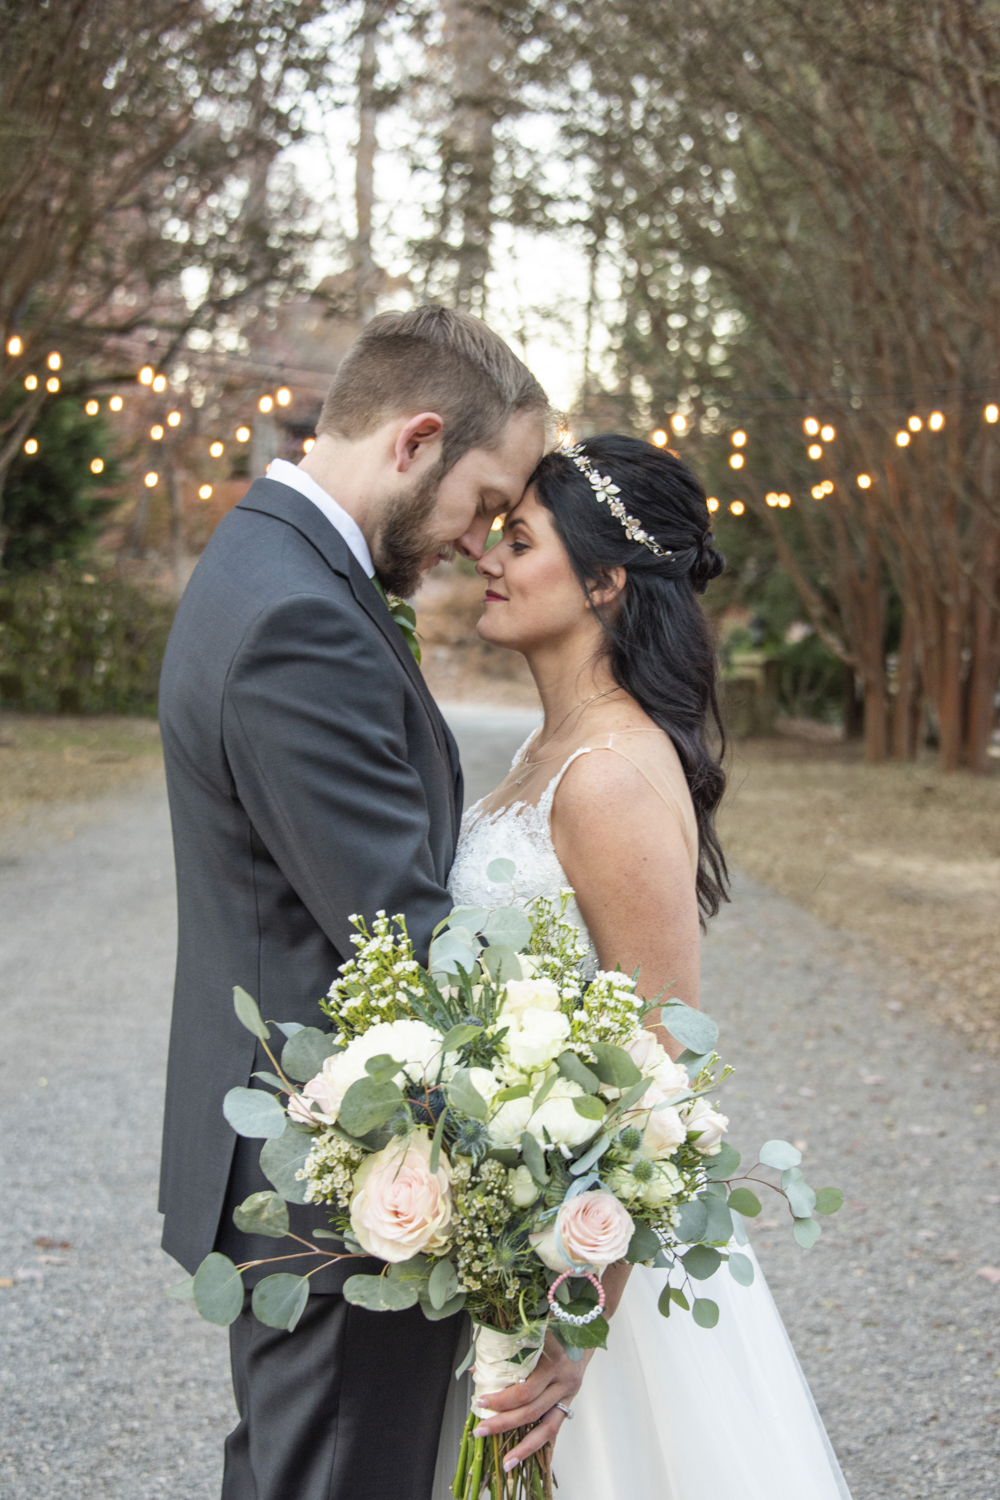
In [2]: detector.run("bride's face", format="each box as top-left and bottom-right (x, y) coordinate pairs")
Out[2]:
(475, 487), (599, 652)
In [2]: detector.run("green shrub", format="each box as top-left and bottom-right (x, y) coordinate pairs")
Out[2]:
(0, 564), (174, 714)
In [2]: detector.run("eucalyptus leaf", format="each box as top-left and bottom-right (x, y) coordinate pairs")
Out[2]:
(682, 1244), (722, 1281)
(275, 1021), (305, 1038)
(233, 986), (269, 1040)
(480, 944), (522, 982)
(730, 1210), (749, 1247)
(572, 1095), (606, 1121)
(692, 1297), (720, 1329)
(555, 1313), (608, 1350)
(343, 1273), (420, 1311)
(675, 1198), (708, 1244)
(793, 1216), (822, 1250)
(494, 1083), (532, 1104)
(814, 1187), (844, 1216)
(616, 1077), (652, 1115)
(428, 929), (479, 976)
(440, 1023), (483, 1053)
(669, 1287), (690, 1310)
(676, 1049), (713, 1074)
(660, 1002), (718, 1055)
(531, 1071), (560, 1110)
(759, 1140), (802, 1170)
(428, 1257), (460, 1310)
(364, 1053), (403, 1084)
(420, 1291), (467, 1321)
(480, 907), (532, 951)
(446, 1069), (489, 1122)
(726, 1187), (762, 1218)
(657, 1284), (672, 1317)
(702, 1197), (734, 1245)
(728, 1252), (755, 1287)
(557, 1050), (601, 1094)
(312, 1228), (341, 1240)
(233, 1190), (290, 1240)
(589, 1043), (642, 1090)
(486, 857), (516, 884)
(447, 906), (491, 933)
(704, 1142), (741, 1180)
(429, 1105), (449, 1175)
(251, 1273), (310, 1331)
(786, 1180), (817, 1219)
(781, 1166), (804, 1188)
(192, 1254), (244, 1326)
(569, 1131), (611, 1176)
(166, 1276), (195, 1302)
(223, 1087), (288, 1139)
(626, 1223), (662, 1264)
(259, 1123), (313, 1204)
(252, 1071), (287, 1091)
(519, 1130), (549, 1185)
(338, 1077), (404, 1137)
(281, 1027), (339, 1083)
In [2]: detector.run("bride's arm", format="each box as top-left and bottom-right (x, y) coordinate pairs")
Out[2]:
(553, 747), (702, 1040)
(473, 753), (701, 1467)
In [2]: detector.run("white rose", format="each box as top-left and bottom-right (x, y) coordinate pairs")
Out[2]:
(639, 1160), (683, 1208)
(287, 1049), (366, 1126)
(498, 977), (562, 1023)
(488, 1093), (535, 1149)
(640, 1095), (687, 1159)
(530, 1078), (598, 1150)
(601, 1030), (689, 1104)
(467, 1067), (503, 1107)
(507, 1164), (538, 1207)
(685, 1098), (729, 1155)
(344, 1018), (454, 1085)
(501, 1007), (570, 1073)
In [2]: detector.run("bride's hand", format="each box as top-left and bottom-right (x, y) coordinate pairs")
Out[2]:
(472, 1330), (592, 1470)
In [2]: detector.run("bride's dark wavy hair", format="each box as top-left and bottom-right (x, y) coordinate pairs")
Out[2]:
(530, 434), (729, 922)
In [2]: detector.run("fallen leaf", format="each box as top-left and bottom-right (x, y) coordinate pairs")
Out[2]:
(34, 1238), (71, 1251)
(977, 1267), (1000, 1285)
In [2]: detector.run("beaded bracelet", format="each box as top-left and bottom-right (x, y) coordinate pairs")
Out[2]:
(547, 1270), (606, 1326)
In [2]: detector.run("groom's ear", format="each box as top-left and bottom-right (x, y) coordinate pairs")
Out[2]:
(394, 411), (445, 472)
(586, 566), (627, 610)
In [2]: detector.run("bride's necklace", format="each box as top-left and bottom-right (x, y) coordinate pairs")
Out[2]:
(512, 687), (622, 788)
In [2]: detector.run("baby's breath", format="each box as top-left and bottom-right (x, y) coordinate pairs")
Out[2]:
(298, 1133), (366, 1208)
(321, 910), (424, 1039)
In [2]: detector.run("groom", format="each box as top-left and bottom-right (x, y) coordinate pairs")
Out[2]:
(157, 306), (548, 1499)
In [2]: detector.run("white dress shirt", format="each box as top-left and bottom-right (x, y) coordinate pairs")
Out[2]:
(266, 457), (374, 578)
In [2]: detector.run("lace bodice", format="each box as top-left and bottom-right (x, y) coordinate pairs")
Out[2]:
(448, 732), (600, 975)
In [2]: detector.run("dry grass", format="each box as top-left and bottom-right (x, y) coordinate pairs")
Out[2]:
(0, 713), (163, 828)
(718, 737), (1000, 1048)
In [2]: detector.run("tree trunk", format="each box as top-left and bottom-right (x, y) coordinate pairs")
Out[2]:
(892, 608), (921, 761)
(843, 662), (864, 739)
(353, 0), (384, 325)
(938, 599), (967, 772)
(967, 530), (1000, 774)
(441, 0), (507, 312)
(167, 457), (188, 601)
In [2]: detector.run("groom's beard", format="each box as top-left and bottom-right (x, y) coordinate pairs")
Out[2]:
(372, 463), (447, 598)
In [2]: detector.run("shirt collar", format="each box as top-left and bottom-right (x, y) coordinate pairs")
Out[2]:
(266, 457), (374, 578)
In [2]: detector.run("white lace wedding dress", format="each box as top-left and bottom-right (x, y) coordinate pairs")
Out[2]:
(432, 729), (852, 1500)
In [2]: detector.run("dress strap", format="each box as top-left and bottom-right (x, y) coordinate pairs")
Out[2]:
(536, 746), (594, 825)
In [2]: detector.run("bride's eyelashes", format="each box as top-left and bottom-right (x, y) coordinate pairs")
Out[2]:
(507, 539), (530, 555)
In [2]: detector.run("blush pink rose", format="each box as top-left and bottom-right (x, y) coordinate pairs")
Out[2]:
(349, 1130), (453, 1263)
(530, 1190), (634, 1273)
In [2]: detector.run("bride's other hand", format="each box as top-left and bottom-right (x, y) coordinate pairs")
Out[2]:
(473, 1262), (632, 1468)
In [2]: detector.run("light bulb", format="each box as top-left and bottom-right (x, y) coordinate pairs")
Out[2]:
(820, 424), (835, 442)
(811, 484), (824, 499)
(144, 471), (158, 487)
(651, 429), (667, 446)
(258, 394), (274, 413)
(766, 492), (779, 507)
(804, 417), (819, 435)
(236, 426), (251, 443)
(985, 404), (999, 424)
(670, 413), (687, 434)
(198, 484), (213, 500)
(729, 453), (744, 469)
(857, 474), (872, 488)
(85, 399), (99, 415)
(730, 500), (745, 515)
(908, 415), (922, 432)
(24, 438), (38, 454)
(928, 412), (945, 430)
(896, 431), (910, 446)
(777, 494), (791, 508)
(109, 395), (123, 411)
(276, 387), (292, 406)
(90, 457), (104, 474)
(150, 425), (164, 440)
(152, 374), (167, 393)
(808, 444), (822, 459)
(490, 515), (504, 532)
(47, 351), (61, 371)
(139, 366), (154, 385)
(302, 437), (315, 452)
(210, 441), (224, 457)
(732, 430), (747, 446)
(7, 336), (22, 356)
(706, 496), (719, 512)
(24, 374), (38, 390)
(167, 410), (181, 427)
(46, 376), (60, 392)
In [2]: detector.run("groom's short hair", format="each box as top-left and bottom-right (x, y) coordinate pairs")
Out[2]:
(317, 305), (548, 470)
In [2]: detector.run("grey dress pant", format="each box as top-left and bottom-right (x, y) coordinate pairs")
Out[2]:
(223, 1292), (465, 1500)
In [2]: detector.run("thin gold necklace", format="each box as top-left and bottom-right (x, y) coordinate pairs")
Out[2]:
(512, 687), (622, 787)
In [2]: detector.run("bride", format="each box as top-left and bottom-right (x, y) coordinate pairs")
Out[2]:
(439, 435), (851, 1498)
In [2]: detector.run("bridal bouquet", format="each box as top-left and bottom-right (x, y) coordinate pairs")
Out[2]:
(172, 860), (843, 1500)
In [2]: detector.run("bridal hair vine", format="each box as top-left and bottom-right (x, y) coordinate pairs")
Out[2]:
(559, 441), (674, 558)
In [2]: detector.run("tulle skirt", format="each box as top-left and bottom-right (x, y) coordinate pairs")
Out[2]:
(432, 1243), (852, 1499)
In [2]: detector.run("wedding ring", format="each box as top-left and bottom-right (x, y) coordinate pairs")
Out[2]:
(555, 1402), (574, 1420)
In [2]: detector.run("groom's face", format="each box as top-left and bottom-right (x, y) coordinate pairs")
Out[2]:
(373, 410), (545, 596)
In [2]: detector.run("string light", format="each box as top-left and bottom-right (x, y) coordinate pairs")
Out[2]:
(144, 471), (158, 487)
(198, 484), (213, 500)
(766, 492), (780, 506)
(236, 426), (251, 443)
(706, 496), (719, 512)
(985, 404), (999, 424)
(139, 366), (154, 385)
(24, 438), (38, 455)
(729, 452), (744, 469)
(811, 484), (824, 499)
(857, 474), (872, 488)
(671, 413), (687, 434)
(210, 441), (224, 457)
(85, 399), (99, 415)
(152, 374), (167, 392)
(47, 352), (61, 371)
(150, 424), (164, 440)
(803, 417), (819, 435)
(46, 376), (60, 392)
(25, 374), (37, 390)
(820, 424), (835, 442)
(808, 443), (822, 459)
(730, 500), (745, 515)
(896, 430), (910, 446)
(777, 494), (791, 509)
(90, 457), (104, 474)
(276, 387), (292, 406)
(302, 437), (315, 452)
(167, 410), (181, 427)
(258, 394), (274, 413)
(908, 415), (922, 432)
(109, 395), (123, 411)
(928, 411), (945, 430)
(731, 430), (747, 446)
(7, 336), (22, 356)
(489, 515), (504, 532)
(651, 429), (668, 446)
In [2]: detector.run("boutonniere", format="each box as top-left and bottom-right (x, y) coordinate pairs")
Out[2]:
(371, 578), (422, 664)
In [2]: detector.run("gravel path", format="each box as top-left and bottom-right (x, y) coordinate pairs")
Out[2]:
(0, 706), (997, 1499)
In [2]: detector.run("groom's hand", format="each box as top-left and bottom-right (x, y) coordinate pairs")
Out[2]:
(472, 1330), (592, 1471)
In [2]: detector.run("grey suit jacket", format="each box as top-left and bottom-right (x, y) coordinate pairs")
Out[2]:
(157, 477), (461, 1289)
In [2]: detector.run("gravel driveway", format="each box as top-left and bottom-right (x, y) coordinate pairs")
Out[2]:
(0, 705), (997, 1499)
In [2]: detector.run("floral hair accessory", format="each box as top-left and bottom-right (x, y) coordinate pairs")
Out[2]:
(559, 441), (674, 558)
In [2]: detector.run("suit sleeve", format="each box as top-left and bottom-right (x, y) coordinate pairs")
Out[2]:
(222, 590), (452, 961)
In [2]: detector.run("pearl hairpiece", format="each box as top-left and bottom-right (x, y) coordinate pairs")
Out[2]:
(559, 442), (674, 558)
